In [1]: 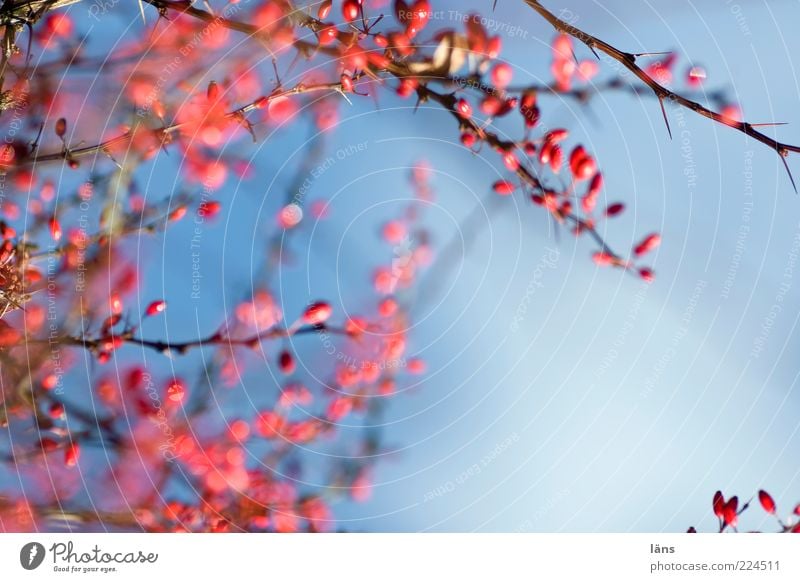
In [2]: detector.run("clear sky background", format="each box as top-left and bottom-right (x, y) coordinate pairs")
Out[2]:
(325, 0), (800, 532)
(4, 0), (800, 533)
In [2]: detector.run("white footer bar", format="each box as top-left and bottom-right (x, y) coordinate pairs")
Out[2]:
(1, 533), (798, 580)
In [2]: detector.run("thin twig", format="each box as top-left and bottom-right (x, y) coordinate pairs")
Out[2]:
(523, 0), (800, 189)
(23, 80), (351, 165)
(21, 324), (348, 356)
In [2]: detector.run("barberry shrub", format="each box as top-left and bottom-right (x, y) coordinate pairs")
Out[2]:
(0, 1), (797, 532)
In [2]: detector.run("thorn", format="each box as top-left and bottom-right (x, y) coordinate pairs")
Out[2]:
(750, 122), (788, 128)
(549, 212), (562, 244)
(370, 14), (385, 29)
(337, 89), (353, 106)
(779, 154), (797, 194)
(659, 97), (673, 140)
(633, 51), (672, 58)
(479, 118), (494, 132)
(104, 151), (123, 171)
(271, 58), (282, 89)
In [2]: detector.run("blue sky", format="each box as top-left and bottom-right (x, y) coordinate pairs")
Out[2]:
(328, 0), (800, 532)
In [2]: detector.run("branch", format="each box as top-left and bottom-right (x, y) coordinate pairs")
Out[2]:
(415, 83), (626, 262)
(23, 80), (352, 166)
(523, 0), (800, 190)
(22, 323), (348, 357)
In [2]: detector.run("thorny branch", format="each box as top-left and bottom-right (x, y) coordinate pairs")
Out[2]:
(24, 79), (355, 165)
(23, 323), (348, 356)
(523, 0), (800, 189)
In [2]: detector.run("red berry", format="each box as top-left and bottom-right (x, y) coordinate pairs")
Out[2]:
(340, 74), (355, 93)
(318, 0), (332, 19)
(65, 442), (80, 467)
(378, 297), (398, 317)
(491, 63), (513, 88)
(48, 402), (65, 419)
(145, 300), (167, 316)
(397, 78), (418, 98)
(686, 66), (706, 87)
(279, 350), (295, 375)
(487, 36), (502, 59)
(545, 129), (569, 144)
(639, 268), (655, 283)
(319, 25), (338, 45)
(278, 204), (303, 229)
(202, 200), (222, 218)
(592, 252), (615, 266)
(326, 396), (352, 421)
(0, 322), (21, 347)
(455, 98), (472, 119)
(569, 145), (597, 180)
(166, 379), (186, 403)
(169, 206), (188, 222)
(40, 438), (58, 453)
(55, 118), (67, 138)
(109, 293), (123, 315)
(492, 180), (515, 195)
(42, 374), (58, 391)
(45, 13), (73, 38)
(303, 302), (332, 325)
(502, 151), (519, 171)
(342, 0), (360, 22)
(407, 358), (426, 374)
(549, 144), (563, 173)
(634, 233), (661, 257)
(206, 81), (220, 102)
(758, 490), (776, 514)
(49, 217), (62, 241)
(588, 172), (603, 197)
